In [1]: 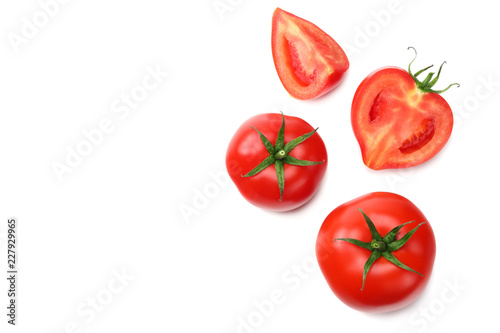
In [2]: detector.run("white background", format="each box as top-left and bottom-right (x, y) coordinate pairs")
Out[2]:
(1, 0), (499, 332)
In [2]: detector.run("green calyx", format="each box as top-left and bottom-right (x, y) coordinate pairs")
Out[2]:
(335, 209), (426, 291)
(241, 112), (324, 201)
(407, 46), (460, 94)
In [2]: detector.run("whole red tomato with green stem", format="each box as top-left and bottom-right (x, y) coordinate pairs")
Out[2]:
(352, 47), (459, 170)
(226, 113), (327, 211)
(316, 192), (436, 313)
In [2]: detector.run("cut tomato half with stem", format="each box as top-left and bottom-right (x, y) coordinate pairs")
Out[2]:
(351, 48), (459, 170)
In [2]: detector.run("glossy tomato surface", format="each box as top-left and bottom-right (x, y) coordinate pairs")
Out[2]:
(226, 113), (327, 211)
(316, 192), (436, 313)
(272, 8), (349, 100)
(352, 67), (453, 170)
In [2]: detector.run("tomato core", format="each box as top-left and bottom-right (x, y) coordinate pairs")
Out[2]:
(287, 40), (316, 86)
(399, 118), (436, 154)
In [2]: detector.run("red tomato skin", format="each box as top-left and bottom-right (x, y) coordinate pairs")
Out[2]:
(352, 67), (453, 170)
(226, 113), (328, 211)
(272, 8), (349, 100)
(316, 192), (436, 313)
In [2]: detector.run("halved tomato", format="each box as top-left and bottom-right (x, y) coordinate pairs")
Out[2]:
(271, 8), (349, 100)
(351, 48), (458, 170)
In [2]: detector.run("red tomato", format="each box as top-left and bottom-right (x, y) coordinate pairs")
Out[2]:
(271, 8), (349, 100)
(352, 48), (458, 169)
(226, 113), (327, 211)
(316, 192), (436, 313)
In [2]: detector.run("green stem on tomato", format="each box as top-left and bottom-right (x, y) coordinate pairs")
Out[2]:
(370, 239), (387, 251)
(407, 47), (460, 94)
(275, 149), (287, 160)
(241, 112), (324, 201)
(334, 209), (426, 291)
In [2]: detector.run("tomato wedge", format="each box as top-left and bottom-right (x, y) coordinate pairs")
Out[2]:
(352, 48), (458, 170)
(271, 8), (349, 100)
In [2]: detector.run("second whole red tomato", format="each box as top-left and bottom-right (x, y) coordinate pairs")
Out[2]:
(316, 192), (436, 313)
(226, 113), (327, 211)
